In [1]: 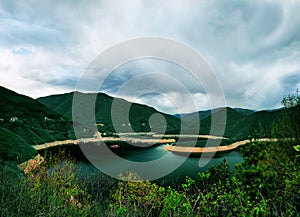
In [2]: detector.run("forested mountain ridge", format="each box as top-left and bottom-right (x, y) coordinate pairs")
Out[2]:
(181, 106), (281, 140)
(38, 91), (181, 134)
(38, 91), (282, 140)
(0, 84), (283, 149)
(0, 86), (75, 146)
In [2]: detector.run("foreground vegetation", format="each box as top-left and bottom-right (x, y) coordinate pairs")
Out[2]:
(1, 139), (299, 216)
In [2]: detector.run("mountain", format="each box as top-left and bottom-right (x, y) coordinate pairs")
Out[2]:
(233, 108), (255, 116)
(38, 92), (283, 140)
(0, 85), (288, 165)
(175, 106), (281, 140)
(185, 107), (281, 140)
(0, 84), (282, 146)
(38, 92), (181, 134)
(0, 86), (75, 146)
(174, 109), (212, 120)
(175, 107), (254, 123)
(195, 107), (246, 136)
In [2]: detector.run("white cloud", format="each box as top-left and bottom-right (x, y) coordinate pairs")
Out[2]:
(0, 0), (300, 112)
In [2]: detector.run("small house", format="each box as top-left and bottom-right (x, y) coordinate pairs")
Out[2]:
(10, 117), (18, 123)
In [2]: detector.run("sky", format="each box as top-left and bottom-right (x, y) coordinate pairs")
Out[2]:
(1, 0), (300, 114)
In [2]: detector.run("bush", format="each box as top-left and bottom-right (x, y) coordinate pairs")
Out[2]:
(108, 162), (272, 217)
(236, 140), (300, 216)
(110, 172), (166, 216)
(0, 151), (105, 217)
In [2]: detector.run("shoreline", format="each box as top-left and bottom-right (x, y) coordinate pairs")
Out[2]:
(164, 138), (279, 154)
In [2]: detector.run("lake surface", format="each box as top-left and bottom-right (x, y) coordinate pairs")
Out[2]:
(57, 143), (244, 185)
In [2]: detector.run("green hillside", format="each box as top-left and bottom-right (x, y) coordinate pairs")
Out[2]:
(0, 85), (286, 164)
(235, 110), (281, 139)
(174, 109), (212, 120)
(233, 108), (255, 116)
(197, 107), (246, 137)
(38, 91), (282, 140)
(183, 107), (281, 141)
(38, 92), (181, 134)
(0, 127), (36, 163)
(0, 86), (75, 145)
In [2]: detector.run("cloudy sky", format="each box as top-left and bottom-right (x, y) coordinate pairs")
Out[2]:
(1, 0), (300, 114)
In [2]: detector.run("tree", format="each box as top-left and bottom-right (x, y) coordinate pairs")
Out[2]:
(279, 90), (300, 142)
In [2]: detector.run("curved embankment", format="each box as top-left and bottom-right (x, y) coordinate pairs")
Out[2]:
(164, 138), (279, 154)
(33, 137), (176, 151)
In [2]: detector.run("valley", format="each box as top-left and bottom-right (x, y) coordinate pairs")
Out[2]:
(0, 85), (283, 163)
(1, 85), (299, 216)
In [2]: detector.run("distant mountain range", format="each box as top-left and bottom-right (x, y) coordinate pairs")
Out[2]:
(0, 85), (284, 163)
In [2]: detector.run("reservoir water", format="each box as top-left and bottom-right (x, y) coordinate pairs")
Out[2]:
(55, 142), (244, 185)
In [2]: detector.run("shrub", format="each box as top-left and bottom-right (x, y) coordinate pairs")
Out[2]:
(110, 171), (166, 216)
(0, 151), (100, 216)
